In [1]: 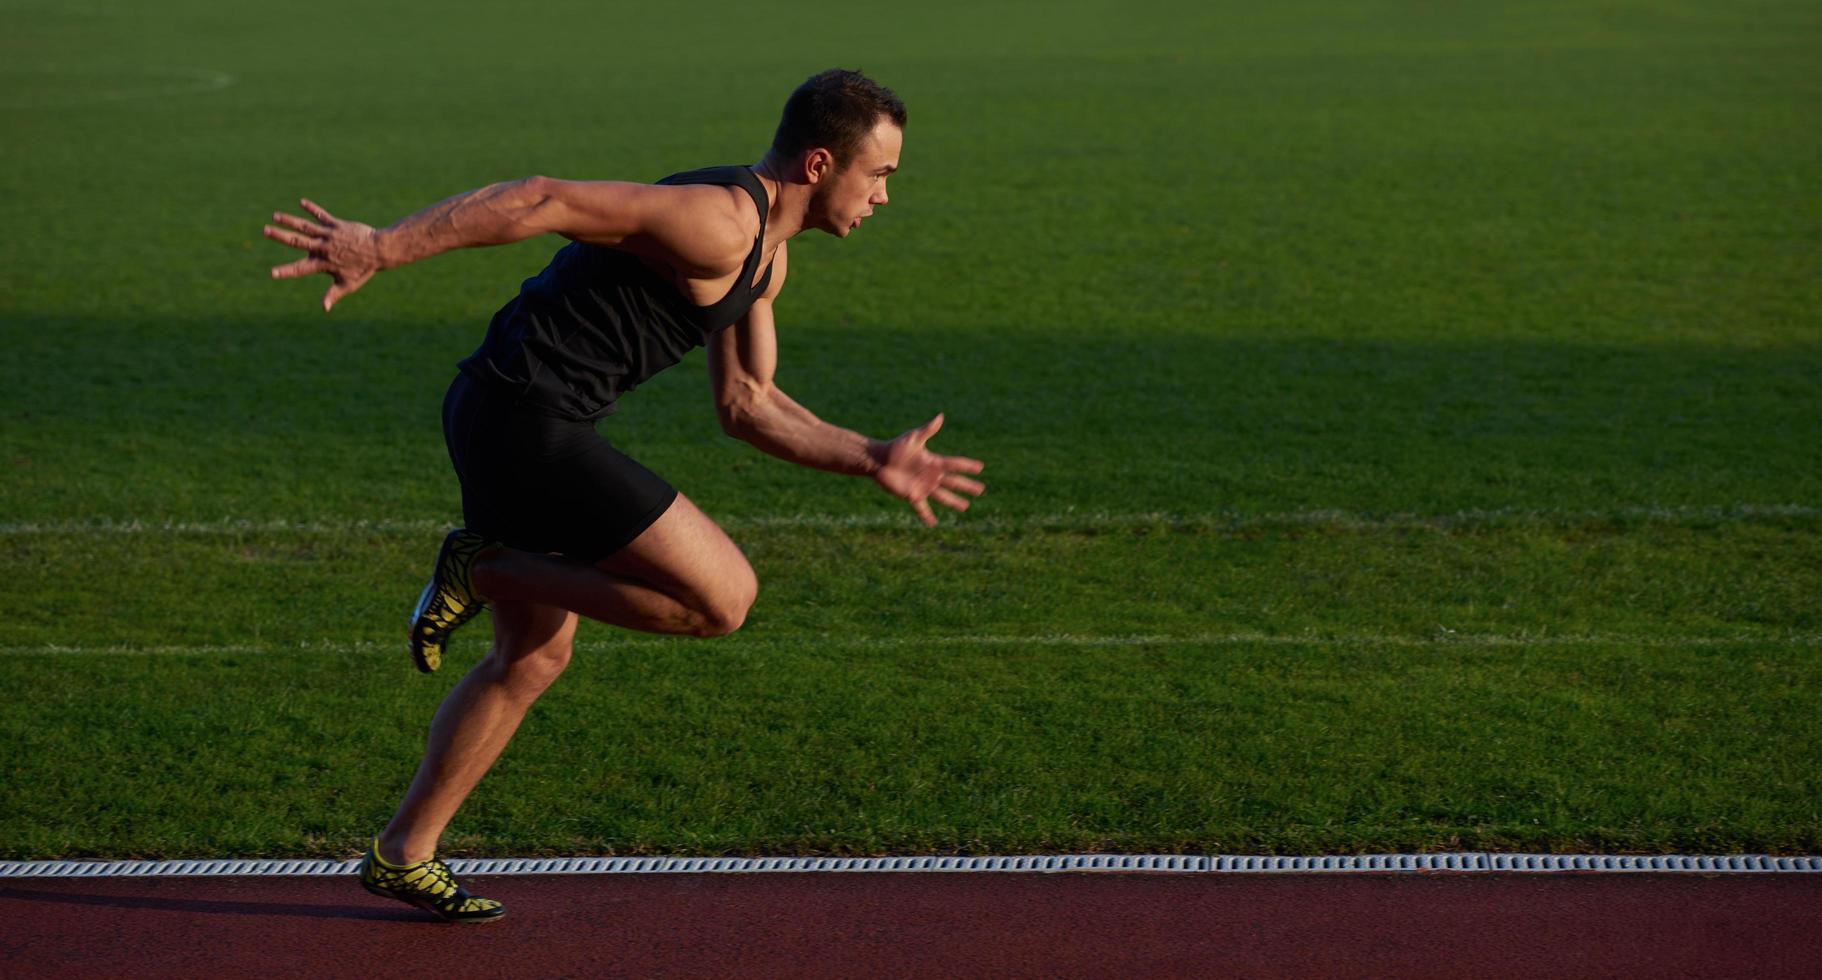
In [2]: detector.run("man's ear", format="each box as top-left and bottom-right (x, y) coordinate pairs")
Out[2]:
(804, 147), (835, 184)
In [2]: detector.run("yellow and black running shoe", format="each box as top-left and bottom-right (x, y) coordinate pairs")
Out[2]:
(408, 528), (489, 674)
(359, 839), (506, 923)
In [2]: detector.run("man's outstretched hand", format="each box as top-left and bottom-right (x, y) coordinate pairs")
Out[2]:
(264, 199), (383, 312)
(872, 413), (986, 527)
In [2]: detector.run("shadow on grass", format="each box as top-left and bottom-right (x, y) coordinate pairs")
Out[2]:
(2, 313), (1817, 517)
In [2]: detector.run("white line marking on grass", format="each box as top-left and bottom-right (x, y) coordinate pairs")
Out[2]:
(734, 504), (1821, 533)
(0, 66), (236, 109)
(0, 1), (111, 15)
(4, 632), (1817, 657)
(1, 504), (1814, 537)
(0, 853), (1816, 878)
(782, 632), (1822, 650)
(0, 517), (453, 535)
(0, 644), (273, 656)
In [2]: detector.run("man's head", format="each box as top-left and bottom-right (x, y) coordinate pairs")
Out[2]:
(769, 69), (905, 238)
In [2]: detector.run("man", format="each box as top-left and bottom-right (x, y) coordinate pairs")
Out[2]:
(264, 69), (984, 922)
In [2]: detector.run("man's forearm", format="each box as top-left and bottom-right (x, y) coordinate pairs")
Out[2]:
(375, 177), (553, 269)
(725, 387), (884, 477)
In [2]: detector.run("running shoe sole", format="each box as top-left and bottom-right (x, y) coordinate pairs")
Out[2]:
(407, 529), (488, 673)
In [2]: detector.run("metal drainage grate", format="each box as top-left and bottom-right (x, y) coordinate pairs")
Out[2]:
(1, 853), (1818, 879)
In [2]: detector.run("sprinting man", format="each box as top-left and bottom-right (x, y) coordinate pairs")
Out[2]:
(264, 69), (984, 922)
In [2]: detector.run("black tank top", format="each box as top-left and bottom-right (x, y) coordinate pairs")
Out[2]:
(458, 165), (775, 421)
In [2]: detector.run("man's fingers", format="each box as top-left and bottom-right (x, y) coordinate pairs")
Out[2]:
(941, 455), (985, 476)
(263, 226), (323, 253)
(270, 256), (328, 279)
(941, 474), (986, 496)
(323, 272), (373, 312)
(922, 413), (945, 439)
(932, 488), (970, 513)
(299, 198), (336, 224)
(270, 212), (327, 237)
(911, 498), (937, 527)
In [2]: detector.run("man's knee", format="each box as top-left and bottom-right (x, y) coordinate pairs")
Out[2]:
(494, 637), (573, 693)
(696, 572), (757, 638)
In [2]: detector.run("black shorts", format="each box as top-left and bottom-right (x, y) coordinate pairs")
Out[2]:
(441, 373), (677, 564)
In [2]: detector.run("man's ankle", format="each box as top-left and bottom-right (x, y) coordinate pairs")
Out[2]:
(375, 834), (433, 867)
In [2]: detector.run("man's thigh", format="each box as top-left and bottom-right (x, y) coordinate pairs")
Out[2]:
(594, 492), (756, 607)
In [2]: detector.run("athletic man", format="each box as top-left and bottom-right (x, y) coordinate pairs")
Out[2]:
(264, 69), (984, 922)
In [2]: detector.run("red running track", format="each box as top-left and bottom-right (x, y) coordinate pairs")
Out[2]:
(3, 872), (1819, 978)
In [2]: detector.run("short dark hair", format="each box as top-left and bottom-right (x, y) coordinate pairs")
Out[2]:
(770, 69), (907, 169)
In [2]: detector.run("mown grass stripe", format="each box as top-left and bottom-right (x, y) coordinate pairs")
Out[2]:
(2, 853), (1817, 878)
(0, 504), (1814, 537)
(4, 632), (1817, 657)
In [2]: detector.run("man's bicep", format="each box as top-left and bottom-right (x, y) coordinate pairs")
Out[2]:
(711, 300), (779, 389)
(532, 179), (661, 245)
(543, 181), (739, 262)
(709, 300), (779, 430)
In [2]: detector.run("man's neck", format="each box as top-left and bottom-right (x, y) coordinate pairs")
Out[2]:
(752, 156), (810, 245)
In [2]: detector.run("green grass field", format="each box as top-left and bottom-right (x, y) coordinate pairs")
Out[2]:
(2, 0), (1818, 859)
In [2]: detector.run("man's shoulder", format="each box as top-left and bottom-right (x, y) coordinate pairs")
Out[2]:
(655, 164), (753, 188)
(625, 181), (756, 275)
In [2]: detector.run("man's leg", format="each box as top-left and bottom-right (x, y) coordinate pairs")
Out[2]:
(377, 597), (576, 865)
(473, 492), (758, 638)
(378, 493), (754, 864)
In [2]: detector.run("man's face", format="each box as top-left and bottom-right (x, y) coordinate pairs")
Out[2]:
(811, 118), (902, 238)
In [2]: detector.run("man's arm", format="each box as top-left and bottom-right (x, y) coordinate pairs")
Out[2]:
(708, 246), (985, 526)
(710, 296), (883, 478)
(263, 179), (746, 311)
